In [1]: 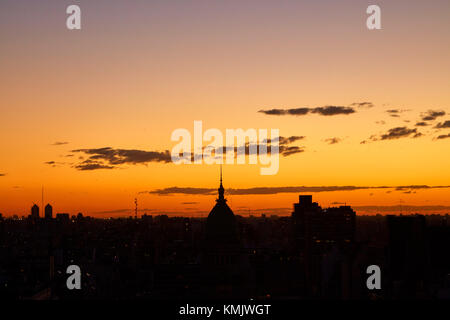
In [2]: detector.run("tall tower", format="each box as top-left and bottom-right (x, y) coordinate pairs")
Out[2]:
(31, 204), (39, 219)
(45, 204), (53, 219)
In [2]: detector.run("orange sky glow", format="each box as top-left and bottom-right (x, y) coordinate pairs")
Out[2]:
(0, 0), (449, 217)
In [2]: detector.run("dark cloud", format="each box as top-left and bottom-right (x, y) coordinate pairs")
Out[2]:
(67, 135), (305, 171)
(349, 102), (374, 108)
(361, 126), (419, 142)
(208, 135), (306, 158)
(279, 146), (305, 156)
(44, 161), (66, 167)
(141, 187), (217, 196)
(72, 147), (172, 165)
(421, 110), (446, 121)
(0, 173), (6, 177)
(379, 126), (419, 140)
(415, 122), (429, 127)
(51, 141), (69, 146)
(386, 110), (400, 118)
(311, 106), (355, 116)
(386, 109), (410, 118)
(258, 106), (355, 116)
(71, 147), (172, 170)
(182, 202), (199, 205)
(284, 108), (310, 115)
(434, 120), (450, 129)
(324, 137), (341, 145)
(277, 136), (305, 144)
(436, 133), (450, 140)
(74, 160), (116, 171)
(258, 108), (309, 116)
(144, 185), (450, 196)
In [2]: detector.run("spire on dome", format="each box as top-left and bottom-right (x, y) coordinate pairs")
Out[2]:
(217, 164), (225, 202)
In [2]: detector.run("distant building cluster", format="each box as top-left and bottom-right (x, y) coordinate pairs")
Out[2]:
(0, 176), (449, 300)
(27, 203), (80, 223)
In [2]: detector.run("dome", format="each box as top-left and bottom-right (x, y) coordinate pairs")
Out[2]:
(206, 201), (236, 241)
(205, 168), (237, 243)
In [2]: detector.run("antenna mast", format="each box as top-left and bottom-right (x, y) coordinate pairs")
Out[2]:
(42, 186), (44, 218)
(135, 198), (138, 219)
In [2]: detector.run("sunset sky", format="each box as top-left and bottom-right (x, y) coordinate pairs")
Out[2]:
(1, 0), (449, 217)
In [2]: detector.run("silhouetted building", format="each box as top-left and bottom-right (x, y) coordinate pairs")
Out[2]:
(201, 168), (251, 297)
(31, 204), (39, 219)
(1, 191), (449, 300)
(45, 204), (53, 219)
(55, 213), (70, 223)
(386, 215), (428, 298)
(291, 195), (356, 298)
(292, 195), (355, 252)
(205, 171), (237, 244)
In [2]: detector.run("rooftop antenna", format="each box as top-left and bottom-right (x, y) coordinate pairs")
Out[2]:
(135, 198), (138, 219)
(41, 186), (44, 218)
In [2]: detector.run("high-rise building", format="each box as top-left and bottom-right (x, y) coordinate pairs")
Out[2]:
(31, 204), (39, 219)
(291, 195), (356, 298)
(292, 195), (355, 251)
(45, 204), (53, 219)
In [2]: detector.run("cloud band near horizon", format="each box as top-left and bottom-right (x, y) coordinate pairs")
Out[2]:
(141, 185), (450, 196)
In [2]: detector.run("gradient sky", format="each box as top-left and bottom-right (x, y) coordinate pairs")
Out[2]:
(1, 0), (449, 217)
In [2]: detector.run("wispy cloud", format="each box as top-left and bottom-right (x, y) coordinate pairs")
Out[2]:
(421, 110), (446, 121)
(143, 185), (450, 196)
(70, 147), (172, 170)
(74, 161), (116, 171)
(349, 102), (374, 109)
(258, 105), (356, 116)
(324, 137), (342, 145)
(436, 133), (450, 140)
(385, 109), (410, 118)
(362, 126), (422, 143)
(208, 136), (306, 158)
(51, 141), (69, 146)
(434, 120), (450, 129)
(68, 136), (305, 171)
(44, 161), (67, 168)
